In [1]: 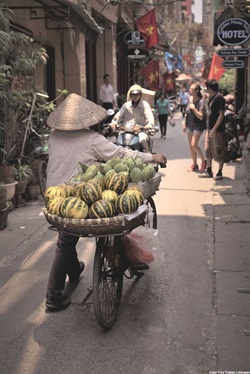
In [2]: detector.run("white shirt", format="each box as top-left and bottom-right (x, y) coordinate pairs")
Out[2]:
(46, 128), (153, 188)
(112, 100), (155, 128)
(99, 83), (114, 104)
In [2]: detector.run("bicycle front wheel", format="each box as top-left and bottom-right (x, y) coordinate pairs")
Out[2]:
(38, 160), (47, 199)
(93, 236), (124, 330)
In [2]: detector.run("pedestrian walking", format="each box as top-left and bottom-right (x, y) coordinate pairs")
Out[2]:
(99, 74), (115, 110)
(44, 93), (166, 311)
(179, 87), (189, 118)
(199, 79), (227, 180)
(182, 83), (207, 172)
(155, 92), (173, 139)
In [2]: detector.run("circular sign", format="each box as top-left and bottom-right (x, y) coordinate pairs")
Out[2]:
(217, 18), (250, 46)
(124, 31), (144, 45)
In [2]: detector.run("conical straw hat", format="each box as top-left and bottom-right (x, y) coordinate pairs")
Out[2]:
(47, 93), (107, 130)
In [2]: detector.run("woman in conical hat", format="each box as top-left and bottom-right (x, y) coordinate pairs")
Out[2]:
(45, 93), (166, 311)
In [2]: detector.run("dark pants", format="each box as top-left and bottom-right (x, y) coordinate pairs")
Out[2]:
(46, 232), (81, 301)
(102, 102), (113, 110)
(180, 104), (187, 117)
(158, 114), (168, 136)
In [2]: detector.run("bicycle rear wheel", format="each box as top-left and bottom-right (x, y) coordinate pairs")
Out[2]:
(93, 236), (124, 330)
(38, 159), (47, 199)
(144, 196), (157, 229)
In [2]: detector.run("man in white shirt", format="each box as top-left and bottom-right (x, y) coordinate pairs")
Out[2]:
(111, 85), (155, 152)
(99, 74), (115, 110)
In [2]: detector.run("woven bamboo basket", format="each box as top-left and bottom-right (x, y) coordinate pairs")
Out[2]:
(129, 173), (163, 198)
(43, 205), (147, 236)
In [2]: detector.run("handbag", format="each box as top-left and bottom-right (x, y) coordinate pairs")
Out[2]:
(169, 119), (176, 127)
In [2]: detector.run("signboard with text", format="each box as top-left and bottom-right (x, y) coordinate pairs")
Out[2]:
(124, 31), (144, 46)
(222, 60), (245, 69)
(218, 48), (250, 57)
(217, 18), (250, 46)
(126, 48), (148, 62)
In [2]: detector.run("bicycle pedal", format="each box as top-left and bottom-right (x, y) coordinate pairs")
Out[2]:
(132, 263), (149, 271)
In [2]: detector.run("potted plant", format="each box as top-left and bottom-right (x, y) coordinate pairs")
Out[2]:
(0, 183), (11, 230)
(0, 4), (49, 170)
(14, 159), (33, 196)
(0, 149), (15, 183)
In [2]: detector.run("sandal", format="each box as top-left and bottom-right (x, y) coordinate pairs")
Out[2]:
(188, 164), (199, 172)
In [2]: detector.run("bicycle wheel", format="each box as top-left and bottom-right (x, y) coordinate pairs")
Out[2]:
(144, 196), (157, 229)
(38, 159), (47, 199)
(93, 236), (124, 330)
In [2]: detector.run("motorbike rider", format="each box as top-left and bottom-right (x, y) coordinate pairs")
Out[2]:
(111, 84), (155, 152)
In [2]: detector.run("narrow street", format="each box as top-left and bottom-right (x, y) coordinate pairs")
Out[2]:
(0, 112), (249, 374)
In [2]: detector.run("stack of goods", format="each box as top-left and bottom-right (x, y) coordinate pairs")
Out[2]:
(45, 158), (153, 220)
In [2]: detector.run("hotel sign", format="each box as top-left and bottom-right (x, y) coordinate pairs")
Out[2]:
(217, 18), (250, 46)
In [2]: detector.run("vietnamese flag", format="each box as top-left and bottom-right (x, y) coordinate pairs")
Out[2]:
(208, 53), (225, 81)
(162, 72), (175, 92)
(141, 59), (159, 90)
(135, 9), (159, 49)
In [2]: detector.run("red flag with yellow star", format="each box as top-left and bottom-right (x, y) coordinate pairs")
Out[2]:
(141, 59), (159, 90)
(208, 53), (225, 81)
(162, 72), (175, 92)
(135, 9), (159, 49)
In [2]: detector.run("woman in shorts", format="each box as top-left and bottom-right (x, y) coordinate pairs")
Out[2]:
(182, 83), (207, 172)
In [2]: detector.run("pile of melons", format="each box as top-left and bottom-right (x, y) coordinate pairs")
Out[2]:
(45, 171), (144, 219)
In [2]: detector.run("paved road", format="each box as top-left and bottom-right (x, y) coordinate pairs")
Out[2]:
(0, 111), (249, 374)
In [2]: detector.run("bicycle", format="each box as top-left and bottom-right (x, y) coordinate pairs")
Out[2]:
(45, 197), (158, 330)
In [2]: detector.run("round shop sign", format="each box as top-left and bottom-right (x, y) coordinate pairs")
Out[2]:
(217, 18), (250, 46)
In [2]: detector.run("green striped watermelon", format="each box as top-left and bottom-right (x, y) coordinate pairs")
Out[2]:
(89, 199), (115, 218)
(47, 196), (65, 216)
(104, 173), (128, 195)
(81, 181), (103, 204)
(102, 189), (118, 205)
(115, 192), (139, 214)
(123, 188), (144, 206)
(60, 197), (88, 219)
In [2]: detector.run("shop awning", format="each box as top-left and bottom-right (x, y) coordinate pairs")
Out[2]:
(34, 0), (103, 43)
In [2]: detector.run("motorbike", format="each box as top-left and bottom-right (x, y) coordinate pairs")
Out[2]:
(115, 122), (156, 153)
(224, 105), (242, 162)
(103, 119), (165, 169)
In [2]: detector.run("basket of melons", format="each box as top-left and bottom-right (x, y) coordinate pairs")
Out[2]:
(43, 171), (147, 236)
(69, 157), (163, 198)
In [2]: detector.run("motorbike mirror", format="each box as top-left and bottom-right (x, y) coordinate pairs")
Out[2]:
(107, 109), (115, 115)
